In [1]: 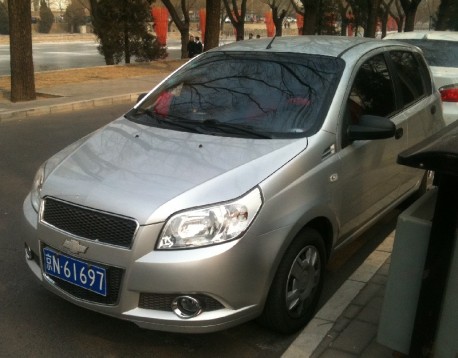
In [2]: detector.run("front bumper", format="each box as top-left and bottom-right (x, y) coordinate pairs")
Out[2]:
(22, 194), (287, 333)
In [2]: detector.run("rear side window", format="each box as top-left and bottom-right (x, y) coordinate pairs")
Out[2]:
(389, 51), (426, 108)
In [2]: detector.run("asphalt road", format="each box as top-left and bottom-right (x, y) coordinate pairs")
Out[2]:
(0, 103), (398, 357)
(0, 40), (183, 76)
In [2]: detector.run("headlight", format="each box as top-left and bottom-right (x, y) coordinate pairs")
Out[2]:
(157, 188), (263, 249)
(30, 163), (46, 212)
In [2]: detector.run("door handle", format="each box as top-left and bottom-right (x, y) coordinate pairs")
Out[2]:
(395, 127), (404, 139)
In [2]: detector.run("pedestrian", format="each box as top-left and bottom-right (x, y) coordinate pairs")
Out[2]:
(194, 36), (203, 55)
(249, 33), (254, 39)
(187, 35), (197, 58)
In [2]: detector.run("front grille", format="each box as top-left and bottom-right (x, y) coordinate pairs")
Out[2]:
(42, 197), (138, 248)
(139, 293), (224, 312)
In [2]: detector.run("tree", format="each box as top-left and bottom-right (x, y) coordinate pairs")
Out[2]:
(436, 0), (458, 30)
(317, 0), (339, 35)
(8, 0), (36, 102)
(64, 2), (87, 33)
(222, 0), (248, 40)
(160, 0), (192, 58)
(263, 0), (290, 36)
(204, 0), (221, 51)
(337, 0), (351, 36)
(365, 0), (381, 37)
(389, 0), (405, 32)
(379, 0), (395, 37)
(89, 0), (166, 65)
(38, 0), (54, 33)
(0, 1), (9, 35)
(399, 0), (421, 31)
(291, 0), (319, 35)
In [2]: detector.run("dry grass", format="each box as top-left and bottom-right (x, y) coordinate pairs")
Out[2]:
(0, 60), (186, 93)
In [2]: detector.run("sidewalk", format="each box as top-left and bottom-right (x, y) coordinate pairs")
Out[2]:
(0, 60), (398, 357)
(0, 61), (186, 121)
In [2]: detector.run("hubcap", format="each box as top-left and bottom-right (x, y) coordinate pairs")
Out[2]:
(285, 245), (321, 318)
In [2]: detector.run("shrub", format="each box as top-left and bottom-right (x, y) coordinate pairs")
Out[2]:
(38, 0), (54, 33)
(0, 2), (9, 35)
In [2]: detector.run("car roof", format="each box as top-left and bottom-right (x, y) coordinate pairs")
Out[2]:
(208, 35), (390, 58)
(384, 31), (458, 41)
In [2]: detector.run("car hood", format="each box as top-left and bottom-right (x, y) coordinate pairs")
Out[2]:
(42, 117), (308, 224)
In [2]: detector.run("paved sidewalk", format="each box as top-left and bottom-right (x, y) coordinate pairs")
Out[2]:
(0, 61), (399, 357)
(283, 233), (395, 358)
(0, 69), (177, 122)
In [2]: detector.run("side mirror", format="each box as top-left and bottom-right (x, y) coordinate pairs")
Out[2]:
(347, 115), (396, 141)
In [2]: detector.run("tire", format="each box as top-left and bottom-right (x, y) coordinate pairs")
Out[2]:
(258, 228), (326, 334)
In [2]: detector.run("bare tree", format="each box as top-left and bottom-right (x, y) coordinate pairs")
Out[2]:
(365, 0), (381, 37)
(291, 0), (319, 35)
(379, 0), (395, 37)
(399, 0), (421, 31)
(222, 0), (247, 40)
(263, 0), (290, 36)
(336, 0), (351, 36)
(161, 0), (193, 57)
(388, 0), (405, 31)
(8, 0), (36, 102)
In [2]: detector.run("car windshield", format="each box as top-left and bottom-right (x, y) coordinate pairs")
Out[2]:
(127, 51), (344, 138)
(397, 39), (458, 67)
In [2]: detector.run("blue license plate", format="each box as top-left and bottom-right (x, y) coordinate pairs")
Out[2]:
(42, 247), (107, 296)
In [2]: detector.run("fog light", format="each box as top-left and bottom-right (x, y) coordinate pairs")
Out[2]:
(172, 296), (203, 318)
(24, 244), (34, 261)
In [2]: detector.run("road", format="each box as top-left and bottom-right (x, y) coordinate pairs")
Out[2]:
(0, 103), (398, 357)
(0, 40), (183, 76)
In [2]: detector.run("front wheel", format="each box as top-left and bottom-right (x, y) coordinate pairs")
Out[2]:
(258, 228), (326, 334)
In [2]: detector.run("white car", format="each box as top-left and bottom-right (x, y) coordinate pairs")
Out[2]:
(384, 31), (458, 125)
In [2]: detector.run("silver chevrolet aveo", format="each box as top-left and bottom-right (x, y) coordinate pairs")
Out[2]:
(22, 36), (444, 334)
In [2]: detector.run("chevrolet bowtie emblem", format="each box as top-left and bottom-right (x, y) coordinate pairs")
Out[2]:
(63, 239), (88, 255)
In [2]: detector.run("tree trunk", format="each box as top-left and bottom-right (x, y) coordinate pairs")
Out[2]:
(400, 0), (421, 32)
(272, 6), (286, 37)
(124, 26), (130, 64)
(161, 0), (190, 59)
(8, 0), (36, 102)
(204, 0), (221, 51)
(365, 0), (381, 37)
(301, 0), (319, 35)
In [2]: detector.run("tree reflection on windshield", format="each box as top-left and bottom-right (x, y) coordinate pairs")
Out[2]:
(132, 52), (345, 138)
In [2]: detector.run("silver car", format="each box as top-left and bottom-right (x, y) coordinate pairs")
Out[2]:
(384, 31), (458, 125)
(22, 36), (444, 334)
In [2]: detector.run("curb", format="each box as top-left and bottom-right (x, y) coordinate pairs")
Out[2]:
(0, 93), (141, 122)
(281, 231), (395, 357)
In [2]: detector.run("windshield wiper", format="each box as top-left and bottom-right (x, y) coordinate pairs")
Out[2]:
(199, 119), (272, 139)
(134, 109), (204, 133)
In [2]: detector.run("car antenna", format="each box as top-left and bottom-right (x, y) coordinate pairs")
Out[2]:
(266, 35), (277, 50)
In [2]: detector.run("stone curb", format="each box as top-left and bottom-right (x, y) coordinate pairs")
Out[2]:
(0, 93), (142, 122)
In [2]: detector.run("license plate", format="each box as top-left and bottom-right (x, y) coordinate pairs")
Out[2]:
(42, 247), (107, 296)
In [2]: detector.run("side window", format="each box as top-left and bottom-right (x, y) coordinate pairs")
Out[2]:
(347, 54), (396, 124)
(389, 51), (426, 108)
(342, 54), (396, 148)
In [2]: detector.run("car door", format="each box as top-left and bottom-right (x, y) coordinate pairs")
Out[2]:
(335, 51), (409, 242)
(388, 50), (444, 196)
